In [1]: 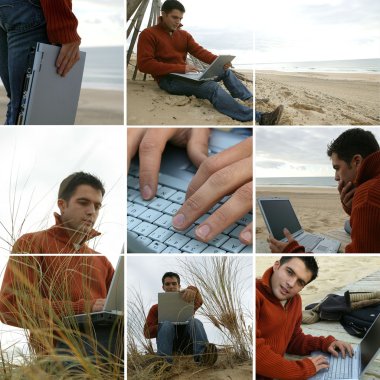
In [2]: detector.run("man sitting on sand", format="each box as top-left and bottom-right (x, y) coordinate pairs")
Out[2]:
(137, 0), (282, 124)
(12, 172), (105, 253)
(257, 256), (353, 380)
(268, 128), (380, 253)
(144, 271), (217, 366)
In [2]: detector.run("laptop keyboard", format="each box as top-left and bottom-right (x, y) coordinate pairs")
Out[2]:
(127, 167), (252, 253)
(328, 354), (353, 379)
(299, 234), (323, 251)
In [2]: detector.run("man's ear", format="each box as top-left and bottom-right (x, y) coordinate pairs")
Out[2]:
(352, 154), (363, 168)
(273, 260), (280, 272)
(57, 198), (67, 214)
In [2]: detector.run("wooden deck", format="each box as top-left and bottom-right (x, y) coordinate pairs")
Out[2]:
(288, 270), (380, 379)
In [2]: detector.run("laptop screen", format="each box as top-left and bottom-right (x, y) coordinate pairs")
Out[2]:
(361, 314), (380, 372)
(259, 198), (302, 240)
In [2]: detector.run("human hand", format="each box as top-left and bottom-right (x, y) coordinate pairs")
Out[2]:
(327, 340), (353, 359)
(180, 288), (196, 303)
(223, 62), (232, 70)
(92, 298), (106, 312)
(308, 355), (329, 372)
(55, 41), (81, 77)
(127, 128), (210, 200)
(172, 137), (252, 244)
(337, 180), (356, 214)
(185, 64), (199, 73)
(267, 228), (295, 253)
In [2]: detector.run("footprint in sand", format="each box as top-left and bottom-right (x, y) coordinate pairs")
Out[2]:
(290, 103), (324, 113)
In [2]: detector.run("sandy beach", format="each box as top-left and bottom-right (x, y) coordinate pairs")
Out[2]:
(256, 186), (347, 252)
(256, 71), (380, 125)
(127, 57), (253, 126)
(0, 87), (123, 125)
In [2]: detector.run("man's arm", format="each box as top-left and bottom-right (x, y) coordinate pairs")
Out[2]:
(143, 304), (158, 339)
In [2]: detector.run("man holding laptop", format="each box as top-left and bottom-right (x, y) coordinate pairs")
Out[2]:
(138, 0), (282, 123)
(144, 271), (217, 365)
(267, 128), (380, 254)
(257, 256), (353, 380)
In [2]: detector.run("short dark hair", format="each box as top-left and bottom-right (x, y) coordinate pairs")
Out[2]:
(161, 0), (185, 13)
(58, 172), (105, 202)
(327, 128), (379, 165)
(162, 272), (181, 285)
(279, 256), (319, 283)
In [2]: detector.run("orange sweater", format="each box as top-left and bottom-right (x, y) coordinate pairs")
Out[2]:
(284, 151), (380, 254)
(40, 0), (80, 43)
(256, 268), (336, 380)
(143, 286), (203, 339)
(0, 255), (114, 353)
(12, 213), (100, 253)
(137, 21), (217, 81)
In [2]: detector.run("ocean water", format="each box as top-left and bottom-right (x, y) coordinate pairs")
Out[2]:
(256, 58), (380, 74)
(256, 177), (337, 188)
(81, 46), (124, 90)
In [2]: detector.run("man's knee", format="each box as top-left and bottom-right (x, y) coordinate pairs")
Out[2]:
(159, 321), (175, 333)
(200, 81), (220, 99)
(189, 317), (203, 329)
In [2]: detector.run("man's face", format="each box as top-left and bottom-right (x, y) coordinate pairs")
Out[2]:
(58, 184), (103, 235)
(162, 276), (180, 292)
(270, 258), (313, 301)
(161, 9), (183, 32)
(331, 152), (360, 186)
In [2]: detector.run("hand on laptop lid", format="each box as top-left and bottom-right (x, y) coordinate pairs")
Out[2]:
(92, 298), (107, 312)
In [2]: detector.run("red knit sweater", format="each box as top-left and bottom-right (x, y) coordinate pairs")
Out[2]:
(143, 286), (203, 339)
(137, 21), (217, 81)
(284, 151), (380, 254)
(0, 255), (114, 352)
(12, 213), (100, 254)
(40, 0), (80, 43)
(256, 268), (336, 380)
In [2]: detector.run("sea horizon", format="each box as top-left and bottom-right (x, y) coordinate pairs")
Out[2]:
(256, 176), (337, 188)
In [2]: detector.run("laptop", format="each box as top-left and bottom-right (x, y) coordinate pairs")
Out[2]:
(127, 129), (253, 253)
(158, 292), (194, 325)
(308, 314), (380, 379)
(257, 197), (341, 253)
(17, 42), (86, 125)
(170, 55), (235, 81)
(72, 255), (124, 325)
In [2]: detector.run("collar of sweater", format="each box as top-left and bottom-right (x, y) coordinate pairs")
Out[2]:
(355, 150), (380, 186)
(48, 212), (101, 247)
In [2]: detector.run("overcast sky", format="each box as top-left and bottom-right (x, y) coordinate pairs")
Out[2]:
(0, 126), (125, 256)
(128, 0), (254, 66)
(255, 0), (380, 63)
(74, 0), (124, 47)
(256, 126), (380, 178)
(127, 256), (253, 347)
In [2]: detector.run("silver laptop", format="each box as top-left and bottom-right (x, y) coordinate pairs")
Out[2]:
(257, 197), (340, 253)
(127, 129), (253, 253)
(73, 255), (124, 324)
(170, 55), (235, 81)
(17, 42), (86, 125)
(308, 314), (380, 379)
(158, 292), (194, 325)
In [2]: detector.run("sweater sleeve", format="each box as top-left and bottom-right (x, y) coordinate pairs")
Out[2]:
(256, 298), (317, 380)
(40, 0), (80, 44)
(12, 234), (41, 253)
(144, 304), (158, 339)
(0, 257), (93, 327)
(137, 30), (186, 76)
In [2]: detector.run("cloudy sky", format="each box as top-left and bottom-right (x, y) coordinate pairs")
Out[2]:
(255, 0), (380, 63)
(127, 256), (253, 347)
(0, 126), (125, 256)
(74, 0), (124, 47)
(128, 0), (254, 66)
(256, 126), (380, 178)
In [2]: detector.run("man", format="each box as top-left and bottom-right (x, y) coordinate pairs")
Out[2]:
(0, 0), (81, 125)
(268, 128), (380, 253)
(137, 0), (282, 124)
(12, 171), (105, 253)
(257, 256), (353, 380)
(144, 272), (217, 365)
(0, 255), (115, 354)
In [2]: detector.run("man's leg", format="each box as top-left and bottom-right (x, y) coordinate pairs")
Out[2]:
(159, 76), (253, 122)
(217, 69), (252, 101)
(185, 318), (208, 358)
(0, 0), (48, 125)
(157, 321), (176, 363)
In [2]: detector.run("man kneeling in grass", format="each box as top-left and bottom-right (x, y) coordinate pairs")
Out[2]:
(144, 271), (217, 366)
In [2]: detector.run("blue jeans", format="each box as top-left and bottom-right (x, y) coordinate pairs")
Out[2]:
(255, 111), (262, 123)
(157, 318), (208, 363)
(0, 0), (48, 125)
(159, 69), (253, 122)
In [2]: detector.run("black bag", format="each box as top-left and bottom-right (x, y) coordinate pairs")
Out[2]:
(340, 304), (380, 338)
